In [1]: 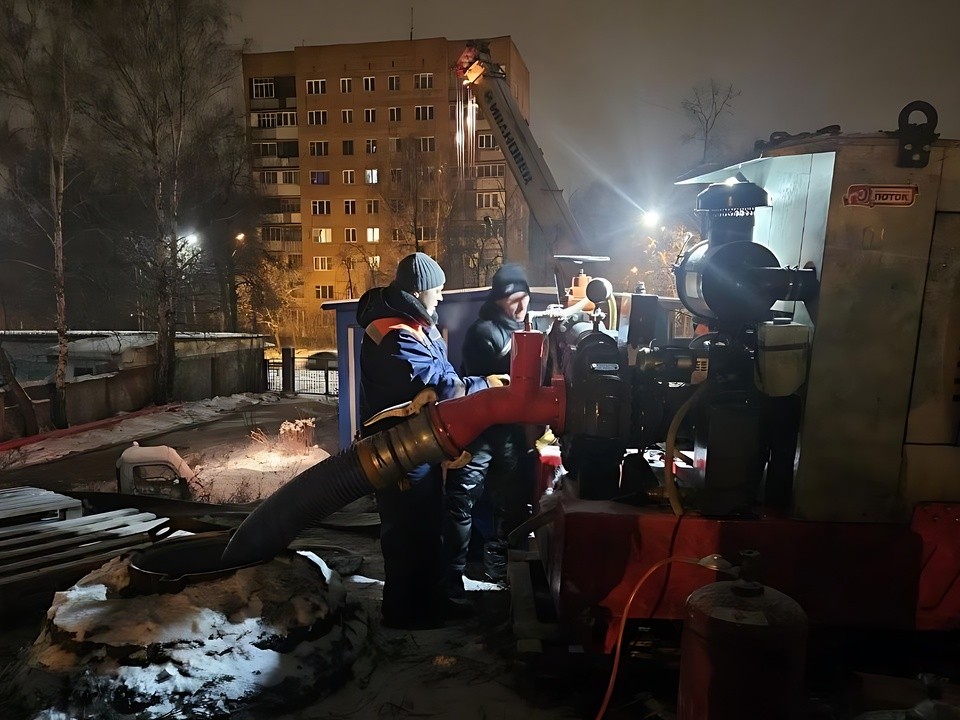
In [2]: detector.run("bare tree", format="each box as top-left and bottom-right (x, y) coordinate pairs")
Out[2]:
(681, 79), (741, 163)
(378, 135), (457, 261)
(240, 252), (302, 350)
(79, 0), (238, 403)
(0, 0), (88, 427)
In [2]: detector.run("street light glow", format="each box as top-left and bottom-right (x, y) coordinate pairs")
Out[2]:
(185, 233), (198, 245)
(642, 210), (661, 229)
(235, 233), (245, 242)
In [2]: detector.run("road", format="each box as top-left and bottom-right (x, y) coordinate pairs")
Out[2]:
(0, 396), (339, 494)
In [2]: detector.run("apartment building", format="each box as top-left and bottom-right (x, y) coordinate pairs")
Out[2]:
(241, 36), (531, 308)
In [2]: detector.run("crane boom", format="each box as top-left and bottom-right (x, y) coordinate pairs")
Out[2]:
(456, 43), (587, 255)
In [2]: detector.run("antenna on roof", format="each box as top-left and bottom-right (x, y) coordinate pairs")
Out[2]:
(409, 7), (413, 40)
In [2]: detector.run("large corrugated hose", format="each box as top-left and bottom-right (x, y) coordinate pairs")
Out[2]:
(220, 409), (456, 567)
(220, 446), (373, 567)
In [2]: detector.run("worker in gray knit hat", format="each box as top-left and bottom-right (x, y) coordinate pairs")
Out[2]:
(355, 252), (507, 629)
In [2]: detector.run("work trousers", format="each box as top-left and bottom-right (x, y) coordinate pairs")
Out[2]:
(374, 462), (445, 624)
(443, 424), (532, 580)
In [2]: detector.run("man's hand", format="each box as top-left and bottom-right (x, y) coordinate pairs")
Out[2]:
(485, 374), (510, 388)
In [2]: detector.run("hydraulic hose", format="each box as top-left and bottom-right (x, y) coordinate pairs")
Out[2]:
(663, 382), (710, 516)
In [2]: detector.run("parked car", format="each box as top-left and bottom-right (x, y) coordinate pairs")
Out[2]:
(304, 351), (337, 371)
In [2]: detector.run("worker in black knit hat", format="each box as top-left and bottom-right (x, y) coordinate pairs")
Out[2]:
(356, 252), (508, 629)
(443, 263), (534, 596)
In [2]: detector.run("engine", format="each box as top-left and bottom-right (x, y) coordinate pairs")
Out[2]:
(551, 179), (819, 517)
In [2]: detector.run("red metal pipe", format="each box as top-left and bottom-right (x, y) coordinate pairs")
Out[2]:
(430, 330), (566, 451)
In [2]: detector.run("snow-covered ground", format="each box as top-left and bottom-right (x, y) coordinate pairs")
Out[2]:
(2, 393), (285, 471)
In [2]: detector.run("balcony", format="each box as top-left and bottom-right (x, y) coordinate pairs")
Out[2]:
(250, 126), (299, 141)
(250, 98), (280, 110)
(262, 212), (302, 223)
(259, 183), (301, 196)
(252, 156), (300, 168)
(264, 240), (303, 254)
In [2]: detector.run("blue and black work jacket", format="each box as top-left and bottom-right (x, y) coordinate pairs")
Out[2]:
(356, 283), (490, 439)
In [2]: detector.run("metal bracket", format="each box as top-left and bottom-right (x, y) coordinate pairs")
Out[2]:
(363, 387), (438, 427)
(442, 450), (472, 470)
(895, 101), (939, 168)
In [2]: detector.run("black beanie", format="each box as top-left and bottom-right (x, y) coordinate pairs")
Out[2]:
(488, 263), (530, 301)
(394, 252), (446, 292)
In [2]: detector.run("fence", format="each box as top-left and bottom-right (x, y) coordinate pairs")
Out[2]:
(265, 355), (338, 397)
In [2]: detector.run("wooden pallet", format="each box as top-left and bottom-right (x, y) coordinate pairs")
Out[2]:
(0, 491), (168, 612)
(0, 486), (82, 525)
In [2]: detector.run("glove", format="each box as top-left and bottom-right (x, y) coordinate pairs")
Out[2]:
(485, 374), (510, 388)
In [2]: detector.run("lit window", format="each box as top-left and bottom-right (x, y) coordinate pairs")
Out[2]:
(310, 170), (330, 185)
(388, 75), (400, 91)
(313, 256), (332, 271)
(365, 169), (379, 184)
(344, 200), (357, 215)
(306, 79), (326, 95)
(415, 73), (433, 89)
(252, 78), (274, 98)
(343, 170), (355, 185)
(364, 108), (376, 123)
(366, 199), (379, 214)
(340, 77), (352, 93)
(368, 255), (381, 270)
(388, 107), (401, 122)
(417, 136), (436, 152)
(307, 110), (327, 125)
(344, 227), (357, 242)
(311, 200), (331, 215)
(415, 105), (434, 121)
(365, 138), (377, 154)
(316, 284), (335, 299)
(363, 76), (375, 92)
(341, 109), (353, 124)
(366, 227), (380, 243)
(312, 227), (332, 243)
(309, 141), (329, 156)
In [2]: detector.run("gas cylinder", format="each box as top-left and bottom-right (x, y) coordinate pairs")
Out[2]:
(677, 551), (808, 720)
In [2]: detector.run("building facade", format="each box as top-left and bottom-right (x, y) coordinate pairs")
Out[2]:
(241, 36), (531, 314)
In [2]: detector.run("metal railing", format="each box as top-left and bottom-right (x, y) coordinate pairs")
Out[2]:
(265, 358), (338, 397)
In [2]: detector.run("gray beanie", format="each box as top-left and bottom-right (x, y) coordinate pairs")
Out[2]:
(394, 252), (446, 292)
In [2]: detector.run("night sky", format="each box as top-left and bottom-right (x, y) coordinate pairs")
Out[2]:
(232, 0), (960, 208)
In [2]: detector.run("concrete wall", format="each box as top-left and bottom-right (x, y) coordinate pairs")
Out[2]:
(0, 339), (267, 441)
(173, 348), (265, 401)
(64, 366), (154, 426)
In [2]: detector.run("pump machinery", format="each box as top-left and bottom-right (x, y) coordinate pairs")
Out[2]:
(224, 52), (959, 672)
(526, 99), (960, 653)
